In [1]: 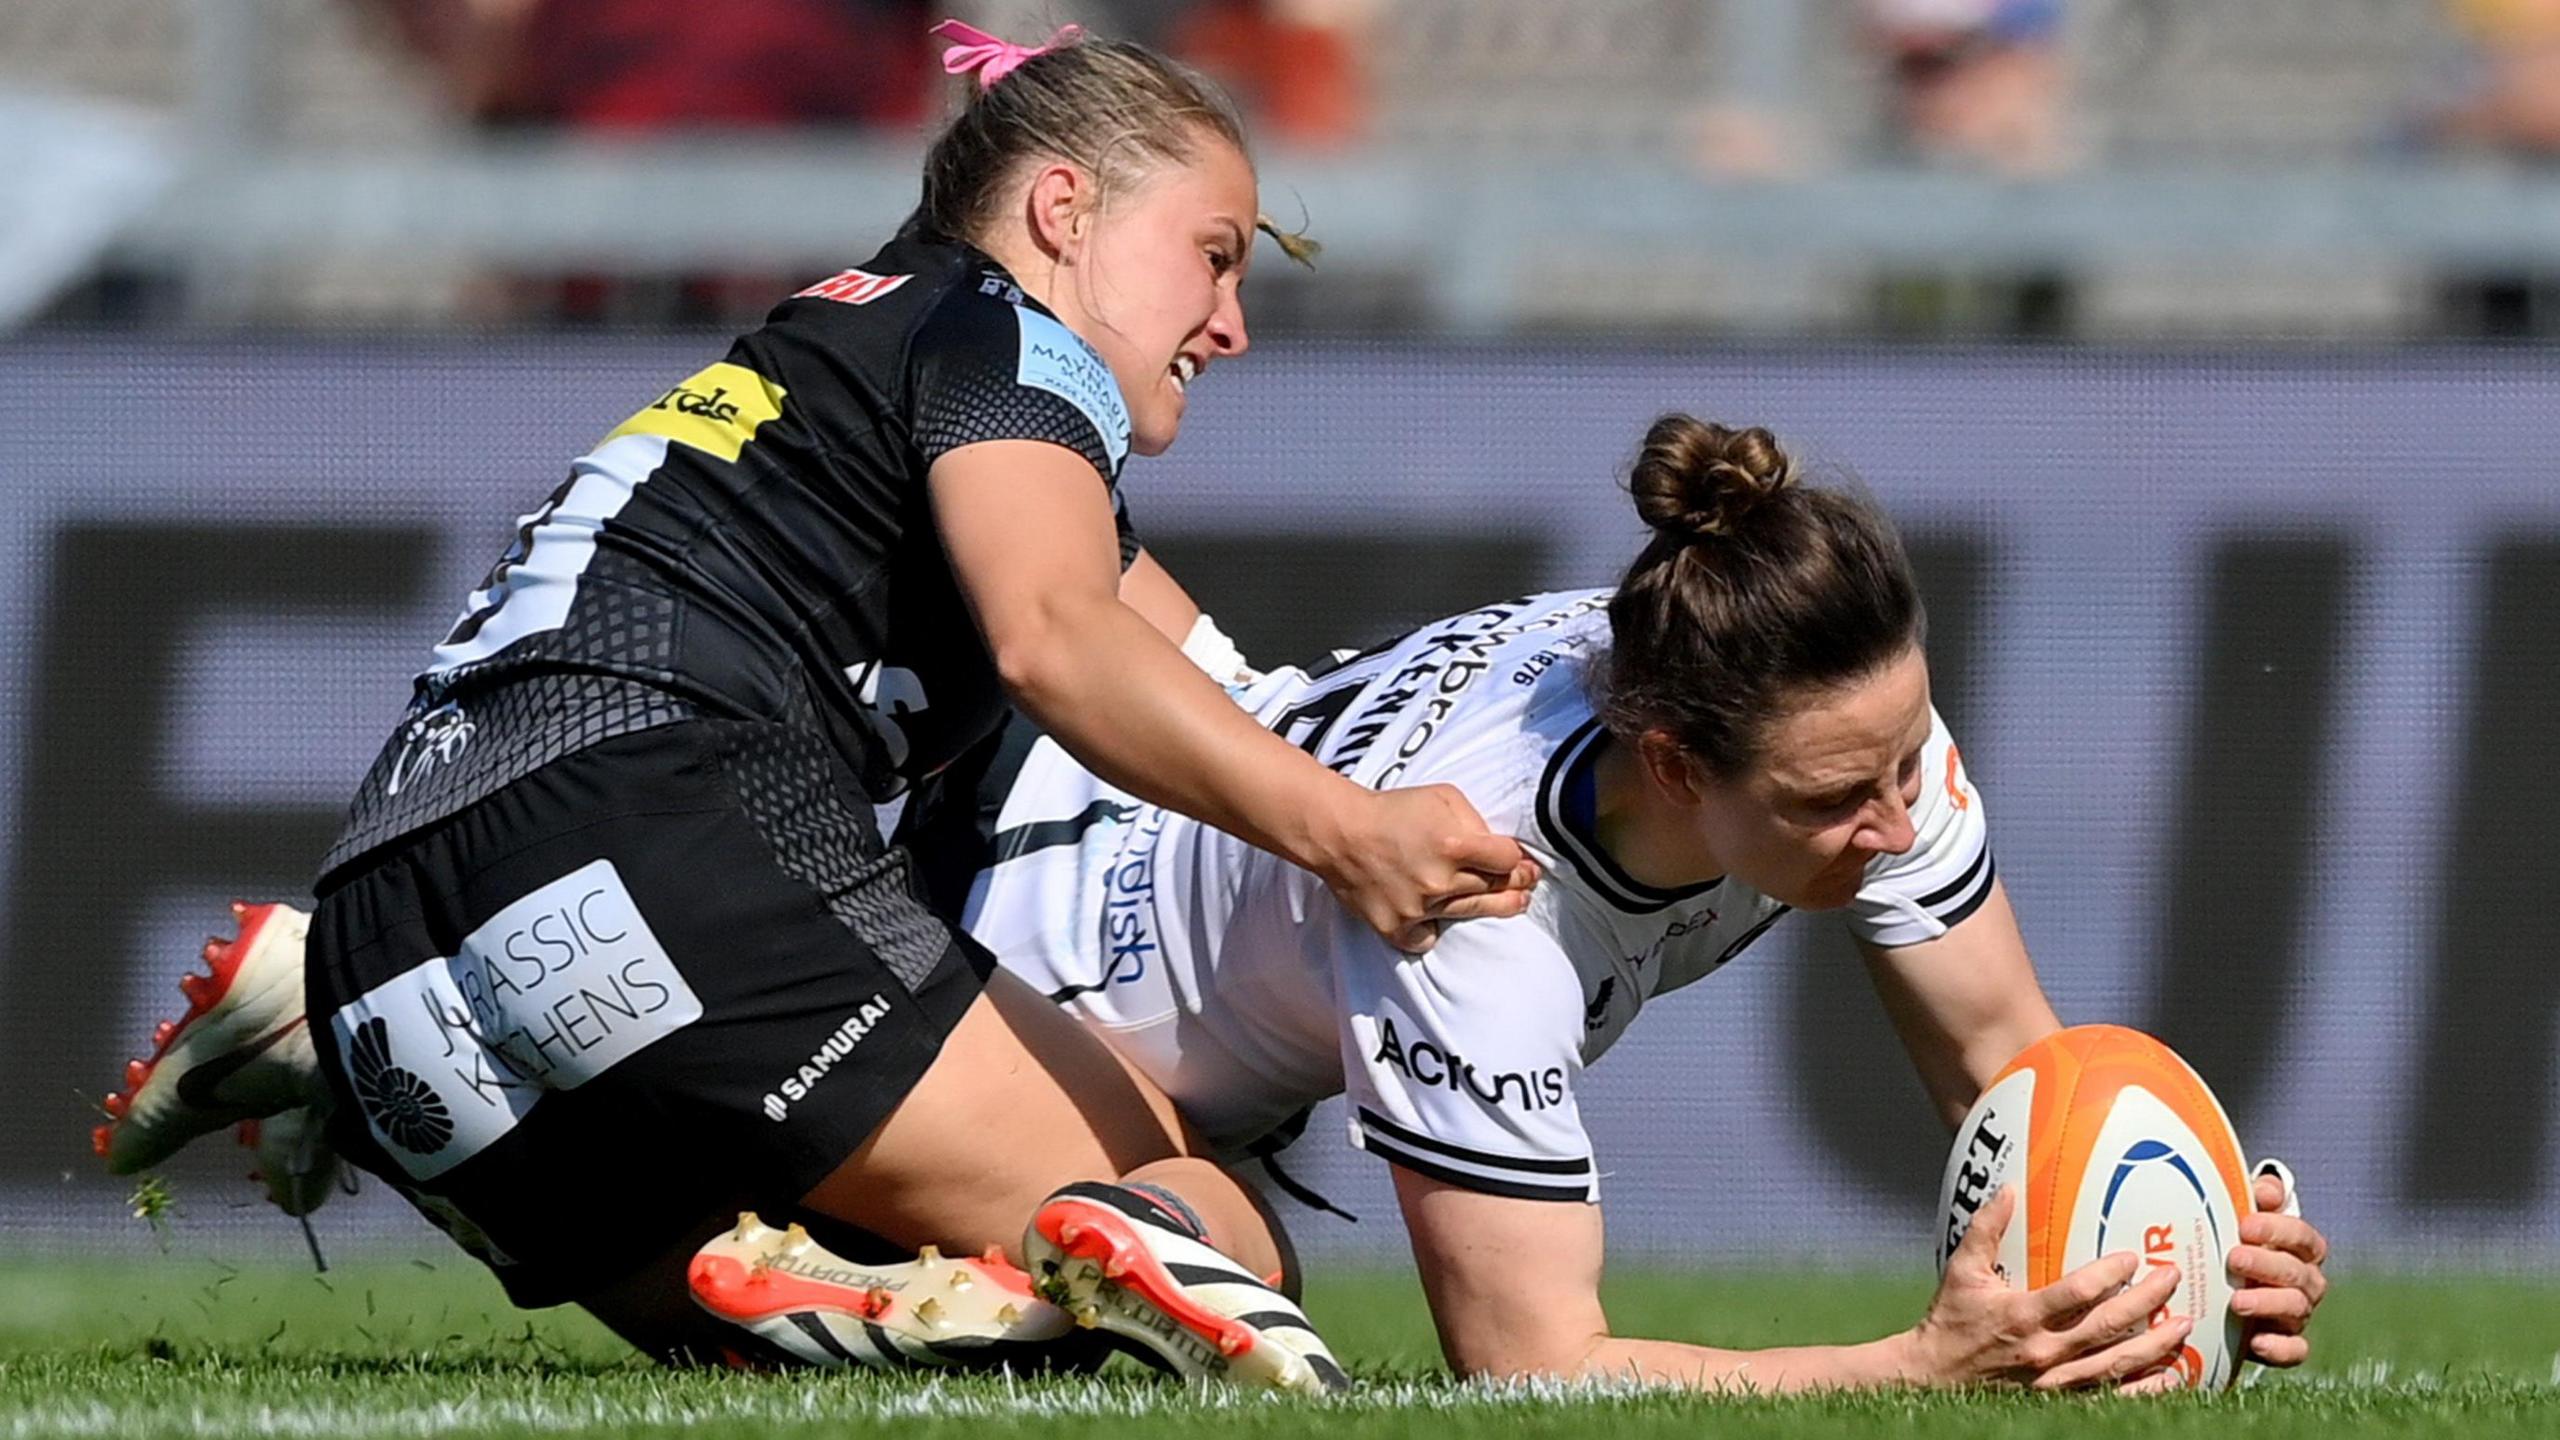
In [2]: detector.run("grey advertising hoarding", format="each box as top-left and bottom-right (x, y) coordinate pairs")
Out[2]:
(1, 337), (2553, 1265)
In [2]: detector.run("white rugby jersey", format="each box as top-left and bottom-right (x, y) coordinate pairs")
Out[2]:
(961, 590), (1993, 1203)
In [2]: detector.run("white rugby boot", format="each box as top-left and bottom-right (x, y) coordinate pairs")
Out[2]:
(97, 901), (323, 1174)
(1024, 1180), (1351, 1394)
(688, 1213), (1080, 1369)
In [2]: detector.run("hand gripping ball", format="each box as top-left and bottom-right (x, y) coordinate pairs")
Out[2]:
(1936, 1024), (2257, 1390)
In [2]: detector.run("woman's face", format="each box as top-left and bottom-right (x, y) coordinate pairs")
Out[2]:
(1063, 135), (1258, 456)
(1681, 646), (1935, 911)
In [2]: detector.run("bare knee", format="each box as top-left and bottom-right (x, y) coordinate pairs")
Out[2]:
(1120, 1156), (1303, 1299)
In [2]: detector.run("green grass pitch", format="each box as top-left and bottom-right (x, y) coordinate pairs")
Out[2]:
(0, 1252), (2552, 1438)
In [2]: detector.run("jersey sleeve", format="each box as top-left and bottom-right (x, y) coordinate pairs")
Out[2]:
(909, 289), (1132, 486)
(1331, 911), (1598, 1202)
(1846, 705), (1995, 948)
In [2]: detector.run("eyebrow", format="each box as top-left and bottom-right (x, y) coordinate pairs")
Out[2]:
(1786, 739), (1928, 798)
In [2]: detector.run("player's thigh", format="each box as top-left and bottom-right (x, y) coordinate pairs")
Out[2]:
(799, 967), (1200, 1255)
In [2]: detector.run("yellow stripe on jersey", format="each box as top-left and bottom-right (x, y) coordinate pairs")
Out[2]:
(605, 362), (786, 462)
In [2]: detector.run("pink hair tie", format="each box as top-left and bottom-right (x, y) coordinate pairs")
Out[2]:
(931, 19), (1082, 90)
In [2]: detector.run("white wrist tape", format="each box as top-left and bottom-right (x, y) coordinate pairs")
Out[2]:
(2252, 1156), (2302, 1218)
(2238, 1156), (2303, 1382)
(1179, 612), (1259, 686)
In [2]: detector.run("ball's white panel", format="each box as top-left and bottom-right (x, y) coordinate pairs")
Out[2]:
(1937, 1066), (2034, 1282)
(2062, 1084), (2245, 1389)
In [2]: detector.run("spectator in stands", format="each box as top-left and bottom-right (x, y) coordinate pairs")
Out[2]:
(360, 0), (932, 131)
(354, 0), (932, 324)
(1860, 0), (2074, 336)
(1168, 0), (1376, 148)
(2426, 0), (2560, 155)
(2419, 1), (2560, 334)
(1867, 0), (2071, 175)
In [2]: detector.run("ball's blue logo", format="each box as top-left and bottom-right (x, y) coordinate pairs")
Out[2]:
(2095, 1138), (2225, 1256)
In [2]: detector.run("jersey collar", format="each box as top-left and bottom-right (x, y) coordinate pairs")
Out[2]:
(1536, 718), (1722, 915)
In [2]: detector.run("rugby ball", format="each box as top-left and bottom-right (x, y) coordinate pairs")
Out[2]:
(1935, 1024), (2255, 1390)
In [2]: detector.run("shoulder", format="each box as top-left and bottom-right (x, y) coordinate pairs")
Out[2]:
(1847, 704), (1995, 946)
(757, 235), (974, 349)
(899, 256), (1132, 480)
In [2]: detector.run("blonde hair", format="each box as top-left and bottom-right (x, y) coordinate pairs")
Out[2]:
(908, 33), (1319, 266)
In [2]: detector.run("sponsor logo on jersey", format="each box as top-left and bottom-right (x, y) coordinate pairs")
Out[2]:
(1100, 807), (1172, 989)
(604, 361), (786, 463)
(978, 272), (1025, 304)
(386, 700), (474, 797)
(1583, 976), (1615, 1032)
(1944, 743), (1971, 811)
(795, 268), (912, 306)
(1509, 633), (1596, 687)
(761, 993), (894, 1121)
(1014, 307), (1131, 471)
(1624, 909), (1719, 972)
(325, 859), (704, 1180)
(1370, 1016), (1566, 1112)
(1347, 594), (1611, 785)
(844, 660), (928, 770)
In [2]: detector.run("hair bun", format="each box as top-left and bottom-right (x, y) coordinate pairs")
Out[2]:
(1628, 414), (1795, 541)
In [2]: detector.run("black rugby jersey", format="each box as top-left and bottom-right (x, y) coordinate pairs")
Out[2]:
(321, 235), (1140, 881)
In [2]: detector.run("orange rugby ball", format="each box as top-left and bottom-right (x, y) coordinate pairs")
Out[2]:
(1934, 1024), (2257, 1390)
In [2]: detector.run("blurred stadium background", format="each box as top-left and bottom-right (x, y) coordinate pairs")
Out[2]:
(3, 0), (2559, 1282)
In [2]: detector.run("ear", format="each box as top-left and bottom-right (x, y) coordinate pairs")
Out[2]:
(1022, 161), (1094, 262)
(1636, 730), (1704, 806)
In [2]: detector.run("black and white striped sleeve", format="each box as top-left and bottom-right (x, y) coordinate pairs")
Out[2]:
(1332, 914), (1598, 1203)
(1847, 706), (1996, 948)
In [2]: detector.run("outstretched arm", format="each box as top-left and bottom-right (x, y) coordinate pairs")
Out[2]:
(931, 442), (1534, 949)
(1858, 883), (2329, 1370)
(1392, 1166), (2185, 1391)
(1856, 878), (2059, 1128)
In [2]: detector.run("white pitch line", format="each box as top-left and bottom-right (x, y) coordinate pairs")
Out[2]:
(0, 1378), (1664, 1438)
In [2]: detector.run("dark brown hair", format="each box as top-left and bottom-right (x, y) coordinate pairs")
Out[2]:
(1595, 414), (1924, 777)
(907, 33), (1318, 264)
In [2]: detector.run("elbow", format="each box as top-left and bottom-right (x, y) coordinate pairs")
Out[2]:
(982, 606), (1088, 716)
(987, 632), (1058, 710)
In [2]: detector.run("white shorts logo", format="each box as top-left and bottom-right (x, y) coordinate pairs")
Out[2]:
(328, 859), (704, 1180)
(762, 993), (894, 1121)
(386, 701), (475, 796)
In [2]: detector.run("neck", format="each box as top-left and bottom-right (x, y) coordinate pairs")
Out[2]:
(1589, 732), (1724, 891)
(968, 229), (1069, 320)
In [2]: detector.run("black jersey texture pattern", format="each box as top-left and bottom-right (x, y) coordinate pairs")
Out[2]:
(322, 237), (1141, 885)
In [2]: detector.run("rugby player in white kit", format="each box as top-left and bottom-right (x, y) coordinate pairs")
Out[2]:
(964, 586), (1970, 1203)
(912, 414), (2334, 1389)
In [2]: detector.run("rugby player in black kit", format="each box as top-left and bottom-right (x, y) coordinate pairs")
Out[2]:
(94, 24), (1534, 1393)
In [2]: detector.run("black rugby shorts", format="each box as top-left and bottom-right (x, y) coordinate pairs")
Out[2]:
(306, 720), (991, 1308)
